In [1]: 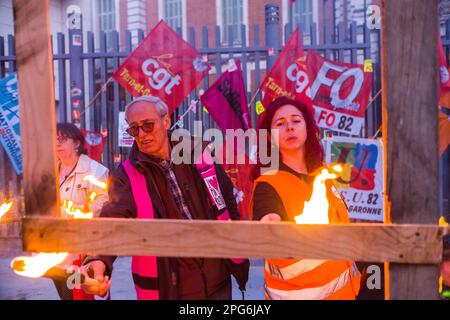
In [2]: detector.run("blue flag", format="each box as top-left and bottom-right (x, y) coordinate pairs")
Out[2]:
(0, 72), (22, 174)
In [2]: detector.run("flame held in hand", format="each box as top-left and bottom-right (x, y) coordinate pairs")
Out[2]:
(83, 175), (107, 190)
(11, 253), (68, 278)
(0, 200), (13, 220)
(11, 194), (96, 278)
(294, 166), (341, 225)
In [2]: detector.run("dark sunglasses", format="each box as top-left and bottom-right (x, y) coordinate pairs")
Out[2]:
(126, 122), (155, 137)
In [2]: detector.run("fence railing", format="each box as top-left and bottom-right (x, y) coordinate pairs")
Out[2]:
(0, 8), (384, 237)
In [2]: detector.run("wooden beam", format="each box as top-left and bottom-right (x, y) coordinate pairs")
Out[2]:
(0, 238), (22, 256)
(22, 217), (448, 264)
(12, 0), (59, 217)
(382, 0), (440, 299)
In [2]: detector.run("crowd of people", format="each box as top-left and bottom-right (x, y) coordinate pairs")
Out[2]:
(52, 95), (448, 300)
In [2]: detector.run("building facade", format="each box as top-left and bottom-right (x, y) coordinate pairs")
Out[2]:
(1, 0), (383, 51)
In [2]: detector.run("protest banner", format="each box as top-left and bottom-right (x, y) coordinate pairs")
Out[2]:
(118, 112), (133, 148)
(81, 129), (106, 162)
(439, 36), (450, 96)
(113, 20), (210, 114)
(325, 136), (384, 222)
(201, 59), (251, 131)
(201, 59), (254, 219)
(307, 50), (372, 135)
(259, 28), (311, 108)
(0, 73), (22, 174)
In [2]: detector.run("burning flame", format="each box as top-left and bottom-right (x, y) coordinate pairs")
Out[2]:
(330, 164), (343, 173)
(62, 200), (93, 220)
(294, 166), (341, 225)
(10, 253), (68, 278)
(10, 182), (101, 278)
(0, 200), (13, 220)
(89, 191), (97, 203)
(83, 175), (107, 190)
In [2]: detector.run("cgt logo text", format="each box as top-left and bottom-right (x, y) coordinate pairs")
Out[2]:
(141, 58), (181, 94)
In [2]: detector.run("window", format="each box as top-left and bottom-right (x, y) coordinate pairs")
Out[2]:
(293, 0), (313, 35)
(222, 0), (243, 44)
(163, 0), (183, 32)
(98, 0), (116, 48)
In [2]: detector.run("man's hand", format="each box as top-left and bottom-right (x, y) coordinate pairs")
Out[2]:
(260, 213), (281, 222)
(80, 260), (111, 297)
(442, 261), (450, 286)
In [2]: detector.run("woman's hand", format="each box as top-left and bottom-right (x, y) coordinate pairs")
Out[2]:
(260, 213), (281, 222)
(80, 260), (111, 297)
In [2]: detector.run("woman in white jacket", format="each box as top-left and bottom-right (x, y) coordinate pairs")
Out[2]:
(54, 123), (109, 300)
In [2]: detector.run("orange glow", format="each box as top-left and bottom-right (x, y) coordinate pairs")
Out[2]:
(294, 168), (337, 225)
(11, 196), (95, 278)
(331, 164), (343, 173)
(0, 200), (13, 220)
(83, 175), (107, 189)
(62, 200), (93, 219)
(11, 253), (68, 278)
(89, 191), (97, 203)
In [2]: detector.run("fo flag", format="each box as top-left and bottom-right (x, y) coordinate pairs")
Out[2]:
(113, 20), (210, 114)
(259, 28), (311, 107)
(200, 59), (251, 131)
(439, 36), (450, 96)
(81, 129), (106, 163)
(307, 50), (372, 135)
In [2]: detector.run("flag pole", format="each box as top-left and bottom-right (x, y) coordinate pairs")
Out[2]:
(289, 0), (295, 33)
(170, 99), (199, 130)
(79, 76), (114, 117)
(248, 87), (261, 110)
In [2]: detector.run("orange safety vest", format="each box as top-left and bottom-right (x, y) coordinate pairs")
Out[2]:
(251, 169), (361, 300)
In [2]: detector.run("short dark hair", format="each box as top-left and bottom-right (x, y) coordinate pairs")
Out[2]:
(56, 123), (87, 156)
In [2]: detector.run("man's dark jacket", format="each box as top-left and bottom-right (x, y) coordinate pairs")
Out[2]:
(85, 138), (249, 299)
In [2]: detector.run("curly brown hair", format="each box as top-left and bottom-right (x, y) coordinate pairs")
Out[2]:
(252, 96), (323, 180)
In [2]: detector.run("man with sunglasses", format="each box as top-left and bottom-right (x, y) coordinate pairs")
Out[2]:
(81, 95), (249, 300)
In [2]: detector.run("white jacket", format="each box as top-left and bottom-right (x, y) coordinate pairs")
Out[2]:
(59, 154), (109, 218)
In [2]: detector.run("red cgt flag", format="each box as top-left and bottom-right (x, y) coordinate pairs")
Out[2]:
(200, 59), (251, 131)
(259, 28), (312, 108)
(113, 20), (210, 114)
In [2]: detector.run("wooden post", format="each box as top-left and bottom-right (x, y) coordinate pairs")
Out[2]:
(382, 0), (441, 299)
(12, 0), (59, 218)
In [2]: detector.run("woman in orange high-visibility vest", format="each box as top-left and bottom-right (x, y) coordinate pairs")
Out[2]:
(250, 96), (361, 300)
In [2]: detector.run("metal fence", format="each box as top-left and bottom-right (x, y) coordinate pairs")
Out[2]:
(0, 5), (384, 233)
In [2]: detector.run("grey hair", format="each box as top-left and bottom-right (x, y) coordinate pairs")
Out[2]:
(124, 95), (169, 118)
